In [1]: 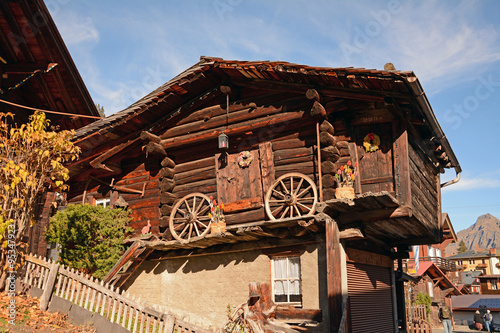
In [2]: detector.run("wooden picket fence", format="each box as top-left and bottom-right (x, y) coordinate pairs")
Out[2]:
(20, 254), (215, 333)
(406, 304), (432, 333)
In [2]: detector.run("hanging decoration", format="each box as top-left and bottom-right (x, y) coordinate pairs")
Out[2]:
(237, 151), (253, 168)
(0, 63), (58, 94)
(363, 132), (380, 152)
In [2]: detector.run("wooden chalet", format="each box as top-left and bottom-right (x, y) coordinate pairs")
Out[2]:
(57, 57), (461, 332)
(0, 0), (100, 129)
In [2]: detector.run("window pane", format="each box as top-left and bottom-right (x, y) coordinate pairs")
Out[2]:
(275, 294), (287, 303)
(274, 258), (286, 278)
(274, 280), (285, 295)
(290, 279), (301, 295)
(288, 257), (300, 279)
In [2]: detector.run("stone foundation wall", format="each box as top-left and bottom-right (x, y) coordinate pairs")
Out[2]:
(123, 243), (325, 327)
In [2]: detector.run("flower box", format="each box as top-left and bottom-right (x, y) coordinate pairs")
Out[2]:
(335, 187), (355, 199)
(211, 222), (226, 234)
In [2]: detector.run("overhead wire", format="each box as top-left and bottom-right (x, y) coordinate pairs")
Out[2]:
(0, 97), (103, 119)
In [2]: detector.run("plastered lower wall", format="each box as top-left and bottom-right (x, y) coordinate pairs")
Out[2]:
(123, 243), (325, 327)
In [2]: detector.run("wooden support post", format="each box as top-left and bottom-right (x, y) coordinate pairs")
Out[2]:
(326, 218), (342, 332)
(40, 263), (59, 311)
(317, 122), (323, 202)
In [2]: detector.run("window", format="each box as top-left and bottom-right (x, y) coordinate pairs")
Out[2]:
(482, 259), (486, 264)
(457, 260), (463, 265)
(427, 281), (434, 297)
(492, 279), (498, 290)
(272, 256), (302, 305)
(96, 198), (111, 208)
(469, 259), (475, 264)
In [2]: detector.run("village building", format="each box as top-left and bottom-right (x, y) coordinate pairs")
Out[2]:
(402, 213), (462, 329)
(478, 275), (500, 295)
(43, 57), (462, 332)
(460, 271), (482, 294)
(448, 248), (500, 275)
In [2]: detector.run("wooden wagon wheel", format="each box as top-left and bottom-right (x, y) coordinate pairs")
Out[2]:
(169, 193), (212, 242)
(265, 173), (318, 221)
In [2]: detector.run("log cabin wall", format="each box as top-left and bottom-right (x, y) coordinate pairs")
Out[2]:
(157, 96), (322, 236)
(66, 156), (162, 236)
(408, 140), (440, 231)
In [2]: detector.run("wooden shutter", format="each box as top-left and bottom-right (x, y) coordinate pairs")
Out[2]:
(347, 262), (395, 333)
(216, 148), (263, 203)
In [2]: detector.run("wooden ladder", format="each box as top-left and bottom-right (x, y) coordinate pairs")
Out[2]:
(103, 239), (154, 288)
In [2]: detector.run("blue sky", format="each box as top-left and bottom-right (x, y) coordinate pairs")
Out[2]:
(47, 0), (500, 233)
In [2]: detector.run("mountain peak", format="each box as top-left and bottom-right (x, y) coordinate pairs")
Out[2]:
(446, 214), (500, 255)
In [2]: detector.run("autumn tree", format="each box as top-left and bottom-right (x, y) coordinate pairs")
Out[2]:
(457, 240), (468, 254)
(45, 204), (132, 279)
(0, 111), (80, 291)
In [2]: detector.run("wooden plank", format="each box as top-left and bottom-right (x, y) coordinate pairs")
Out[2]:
(161, 105), (282, 139)
(275, 307), (323, 322)
(159, 110), (307, 149)
(173, 156), (214, 174)
(326, 219), (342, 332)
(259, 142), (275, 195)
(348, 142), (362, 194)
(392, 120), (411, 205)
(223, 197), (263, 214)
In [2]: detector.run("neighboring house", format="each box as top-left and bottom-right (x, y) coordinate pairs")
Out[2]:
(0, 0), (99, 256)
(405, 213), (460, 282)
(451, 294), (500, 328)
(54, 58), (461, 332)
(0, 0), (99, 129)
(478, 275), (500, 295)
(461, 271), (483, 294)
(409, 262), (462, 328)
(448, 248), (500, 275)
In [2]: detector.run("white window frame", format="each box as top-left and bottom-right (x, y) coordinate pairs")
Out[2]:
(95, 198), (111, 208)
(427, 281), (434, 297)
(271, 256), (302, 306)
(491, 279), (498, 290)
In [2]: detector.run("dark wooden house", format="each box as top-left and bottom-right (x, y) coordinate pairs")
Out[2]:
(0, 0), (100, 129)
(58, 57), (460, 332)
(0, 0), (100, 257)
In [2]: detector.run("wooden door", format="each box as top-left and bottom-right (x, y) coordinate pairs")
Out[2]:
(355, 123), (394, 194)
(215, 142), (275, 205)
(216, 148), (263, 204)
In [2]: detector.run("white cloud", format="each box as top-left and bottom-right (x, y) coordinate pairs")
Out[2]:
(442, 174), (500, 192)
(51, 11), (99, 45)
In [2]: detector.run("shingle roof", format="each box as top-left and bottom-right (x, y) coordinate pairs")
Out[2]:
(452, 295), (500, 310)
(448, 250), (498, 260)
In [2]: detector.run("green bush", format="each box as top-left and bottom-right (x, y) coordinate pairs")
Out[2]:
(415, 292), (432, 315)
(45, 203), (133, 279)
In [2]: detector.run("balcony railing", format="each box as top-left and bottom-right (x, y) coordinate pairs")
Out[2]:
(404, 256), (457, 272)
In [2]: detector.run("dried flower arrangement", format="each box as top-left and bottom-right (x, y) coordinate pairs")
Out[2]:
(335, 160), (357, 188)
(209, 196), (225, 223)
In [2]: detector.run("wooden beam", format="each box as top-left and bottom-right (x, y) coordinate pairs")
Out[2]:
(306, 88), (321, 101)
(159, 110), (308, 149)
(140, 131), (162, 143)
(144, 141), (168, 156)
(339, 228), (364, 240)
(89, 137), (141, 169)
(223, 197), (263, 214)
(147, 234), (323, 260)
(326, 218), (342, 332)
(336, 206), (412, 224)
(231, 77), (412, 102)
(275, 307), (323, 322)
